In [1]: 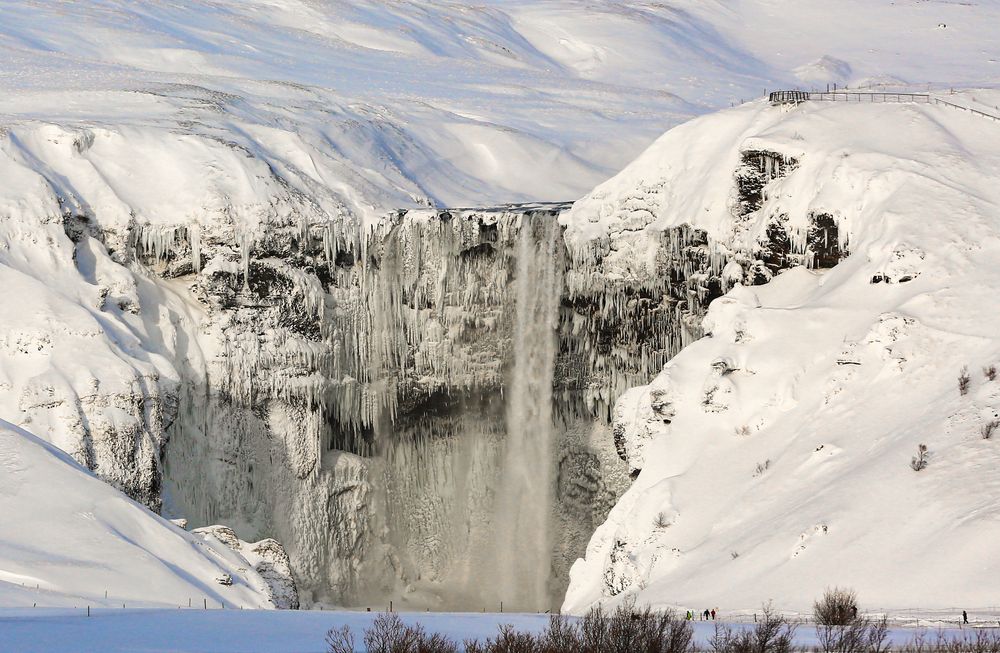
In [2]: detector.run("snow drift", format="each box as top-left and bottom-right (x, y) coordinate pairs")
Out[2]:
(0, 420), (283, 608)
(562, 94), (1000, 613)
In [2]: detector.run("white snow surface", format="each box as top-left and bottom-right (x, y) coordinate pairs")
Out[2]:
(561, 96), (1000, 613)
(0, 420), (276, 609)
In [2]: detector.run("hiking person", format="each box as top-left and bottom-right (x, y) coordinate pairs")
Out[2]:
(704, 609), (710, 620)
(686, 610), (692, 621)
(711, 609), (716, 620)
(963, 610), (969, 625)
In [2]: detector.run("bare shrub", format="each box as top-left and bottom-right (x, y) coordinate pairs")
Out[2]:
(335, 602), (693, 653)
(981, 419), (1000, 440)
(544, 599), (695, 653)
(894, 630), (1000, 653)
(481, 624), (538, 653)
(910, 444), (929, 471)
(816, 616), (888, 653)
(537, 614), (580, 653)
(959, 367), (971, 395)
(735, 424), (752, 437)
(754, 460), (771, 477)
(328, 613), (458, 653)
(418, 633), (460, 653)
(654, 512), (673, 529)
(325, 625), (356, 653)
(985, 365), (997, 382)
(710, 604), (797, 653)
(814, 587), (858, 626)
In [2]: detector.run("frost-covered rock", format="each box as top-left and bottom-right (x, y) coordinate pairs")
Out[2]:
(193, 526), (299, 610)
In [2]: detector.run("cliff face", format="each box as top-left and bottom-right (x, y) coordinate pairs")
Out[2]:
(159, 205), (631, 610)
(0, 108), (814, 611)
(561, 97), (1000, 614)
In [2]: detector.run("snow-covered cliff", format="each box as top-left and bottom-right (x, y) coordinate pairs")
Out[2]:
(562, 94), (1000, 613)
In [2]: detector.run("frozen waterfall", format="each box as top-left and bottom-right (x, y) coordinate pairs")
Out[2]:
(493, 217), (562, 612)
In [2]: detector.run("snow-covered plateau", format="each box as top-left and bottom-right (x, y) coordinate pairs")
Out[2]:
(1, 0), (1000, 623)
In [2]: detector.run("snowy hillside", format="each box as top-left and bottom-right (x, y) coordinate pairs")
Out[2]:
(561, 93), (1000, 613)
(0, 420), (286, 609)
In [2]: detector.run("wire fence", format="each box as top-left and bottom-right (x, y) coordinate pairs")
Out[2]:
(712, 607), (1000, 629)
(768, 89), (1000, 123)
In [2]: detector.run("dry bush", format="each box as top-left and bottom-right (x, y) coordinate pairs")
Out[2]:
(474, 624), (539, 653)
(816, 616), (888, 653)
(814, 587), (858, 626)
(327, 613), (459, 653)
(895, 630), (1000, 653)
(325, 625), (356, 653)
(981, 419), (1000, 440)
(984, 365), (997, 382)
(537, 614), (580, 653)
(710, 604), (797, 653)
(491, 599), (695, 653)
(959, 367), (972, 395)
(910, 444), (929, 471)
(332, 602), (693, 653)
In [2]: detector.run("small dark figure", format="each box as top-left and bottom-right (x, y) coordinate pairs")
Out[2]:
(704, 609), (710, 620)
(963, 610), (969, 625)
(852, 605), (858, 620)
(711, 609), (717, 620)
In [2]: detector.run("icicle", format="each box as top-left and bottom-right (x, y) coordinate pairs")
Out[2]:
(191, 223), (201, 273)
(240, 231), (251, 292)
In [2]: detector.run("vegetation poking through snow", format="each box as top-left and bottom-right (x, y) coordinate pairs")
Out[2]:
(985, 365), (997, 382)
(959, 367), (971, 396)
(981, 420), (1000, 441)
(327, 601), (697, 653)
(709, 604), (797, 653)
(813, 587), (859, 626)
(910, 444), (929, 472)
(816, 615), (889, 653)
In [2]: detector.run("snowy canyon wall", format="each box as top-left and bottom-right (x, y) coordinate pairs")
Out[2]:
(0, 111), (837, 611)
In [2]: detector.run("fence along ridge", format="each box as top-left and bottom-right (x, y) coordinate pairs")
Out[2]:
(768, 89), (1000, 123)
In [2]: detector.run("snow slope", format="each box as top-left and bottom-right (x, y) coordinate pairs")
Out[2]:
(562, 94), (1000, 613)
(0, 420), (278, 609)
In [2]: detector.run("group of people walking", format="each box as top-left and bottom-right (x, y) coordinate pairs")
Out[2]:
(685, 609), (717, 621)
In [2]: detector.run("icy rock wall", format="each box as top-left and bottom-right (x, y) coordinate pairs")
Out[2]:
(0, 209), (180, 512)
(6, 118), (837, 610)
(151, 204), (645, 610)
(154, 146), (825, 610)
